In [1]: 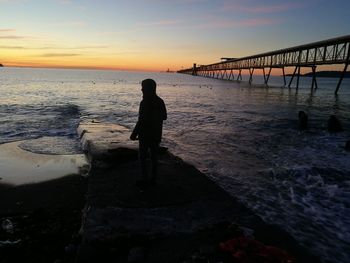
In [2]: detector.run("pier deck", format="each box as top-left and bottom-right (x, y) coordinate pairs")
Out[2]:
(179, 35), (350, 94)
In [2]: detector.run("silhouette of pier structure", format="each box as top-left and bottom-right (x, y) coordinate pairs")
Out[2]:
(178, 35), (350, 94)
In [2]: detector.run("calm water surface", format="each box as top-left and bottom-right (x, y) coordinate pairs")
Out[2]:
(1, 67), (350, 262)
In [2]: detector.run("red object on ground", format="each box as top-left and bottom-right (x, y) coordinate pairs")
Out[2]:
(219, 237), (294, 263)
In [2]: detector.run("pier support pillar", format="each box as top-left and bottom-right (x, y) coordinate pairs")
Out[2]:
(335, 63), (349, 95)
(282, 67), (286, 86)
(237, 69), (242, 81)
(263, 67), (272, 85)
(228, 70), (234, 80)
(249, 68), (254, 84)
(311, 66), (318, 91)
(296, 66), (301, 90)
(221, 70), (226, 79)
(288, 66), (298, 88)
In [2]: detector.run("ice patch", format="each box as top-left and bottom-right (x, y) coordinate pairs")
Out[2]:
(0, 141), (87, 185)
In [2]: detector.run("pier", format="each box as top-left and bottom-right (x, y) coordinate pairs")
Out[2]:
(178, 35), (350, 94)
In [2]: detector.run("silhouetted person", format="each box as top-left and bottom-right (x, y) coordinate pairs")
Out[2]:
(298, 111), (308, 130)
(327, 115), (343, 133)
(130, 79), (167, 186)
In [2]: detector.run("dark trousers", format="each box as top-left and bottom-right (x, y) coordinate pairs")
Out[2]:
(139, 140), (158, 180)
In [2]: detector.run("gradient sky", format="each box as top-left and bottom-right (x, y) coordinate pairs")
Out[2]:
(1, 0), (350, 71)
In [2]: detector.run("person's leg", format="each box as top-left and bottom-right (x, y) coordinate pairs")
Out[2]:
(149, 142), (158, 183)
(139, 140), (149, 181)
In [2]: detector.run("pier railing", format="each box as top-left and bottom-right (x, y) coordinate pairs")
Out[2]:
(178, 35), (350, 94)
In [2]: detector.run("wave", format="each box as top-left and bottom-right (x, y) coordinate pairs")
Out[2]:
(0, 103), (82, 154)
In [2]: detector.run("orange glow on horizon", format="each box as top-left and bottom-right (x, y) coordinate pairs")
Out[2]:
(2, 51), (344, 74)
(1, 43), (344, 73)
(0, 54), (190, 72)
(1, 61), (170, 72)
(0, 42), (196, 72)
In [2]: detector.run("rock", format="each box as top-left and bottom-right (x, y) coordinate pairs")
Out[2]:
(220, 237), (294, 263)
(327, 115), (343, 132)
(65, 243), (77, 255)
(77, 122), (138, 164)
(0, 239), (21, 248)
(158, 146), (168, 154)
(239, 226), (255, 238)
(345, 140), (350, 151)
(298, 111), (308, 130)
(188, 249), (211, 262)
(199, 245), (216, 255)
(128, 246), (147, 262)
(107, 147), (138, 163)
(1, 219), (14, 234)
(77, 122), (317, 263)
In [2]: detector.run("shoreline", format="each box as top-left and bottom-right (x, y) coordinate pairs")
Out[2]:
(0, 123), (322, 262)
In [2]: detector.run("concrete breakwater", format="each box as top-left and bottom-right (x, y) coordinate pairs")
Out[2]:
(76, 121), (318, 263)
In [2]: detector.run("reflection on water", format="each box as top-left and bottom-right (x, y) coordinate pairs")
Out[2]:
(0, 140), (87, 185)
(0, 67), (350, 262)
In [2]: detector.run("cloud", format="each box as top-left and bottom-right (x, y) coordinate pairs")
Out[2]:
(200, 18), (279, 29)
(40, 53), (81, 57)
(141, 20), (180, 27)
(235, 18), (279, 27)
(113, 50), (142, 55)
(0, 44), (109, 50)
(222, 2), (305, 13)
(57, 0), (71, 4)
(0, 35), (27, 39)
(76, 45), (109, 49)
(0, 29), (34, 39)
(0, 45), (25, 49)
(0, 0), (27, 3)
(0, 29), (15, 32)
(51, 21), (87, 27)
(96, 31), (120, 36)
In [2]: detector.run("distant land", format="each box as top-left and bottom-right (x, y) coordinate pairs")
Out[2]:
(0, 63), (4, 67)
(287, 70), (350, 78)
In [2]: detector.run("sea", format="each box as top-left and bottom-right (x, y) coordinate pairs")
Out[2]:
(0, 67), (349, 262)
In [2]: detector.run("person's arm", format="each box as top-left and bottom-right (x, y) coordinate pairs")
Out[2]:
(130, 101), (144, 140)
(130, 122), (139, 140)
(161, 100), (167, 121)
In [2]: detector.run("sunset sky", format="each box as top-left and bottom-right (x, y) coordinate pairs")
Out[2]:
(1, 0), (349, 71)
